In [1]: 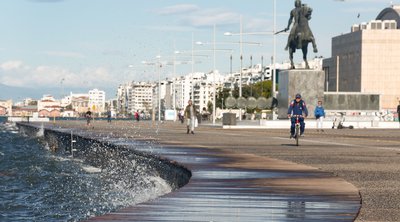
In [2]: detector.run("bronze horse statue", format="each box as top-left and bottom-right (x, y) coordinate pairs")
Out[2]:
(284, 0), (318, 69)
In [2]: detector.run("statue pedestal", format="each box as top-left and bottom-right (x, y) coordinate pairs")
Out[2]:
(277, 70), (325, 119)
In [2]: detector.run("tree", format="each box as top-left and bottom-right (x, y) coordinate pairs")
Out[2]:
(216, 87), (231, 109)
(207, 101), (213, 114)
(28, 101), (37, 106)
(216, 80), (278, 110)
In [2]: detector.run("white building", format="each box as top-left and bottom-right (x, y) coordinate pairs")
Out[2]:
(171, 75), (192, 110)
(117, 83), (131, 115)
(116, 82), (154, 116)
(129, 82), (153, 114)
(70, 93), (89, 114)
(37, 95), (62, 117)
(60, 95), (72, 108)
(22, 98), (35, 106)
(88, 89), (106, 113)
(37, 95), (61, 112)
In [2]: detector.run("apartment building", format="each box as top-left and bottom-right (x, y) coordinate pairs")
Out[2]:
(89, 89), (106, 113)
(129, 82), (153, 115)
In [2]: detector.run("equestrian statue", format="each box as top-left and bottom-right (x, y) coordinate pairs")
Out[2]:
(283, 0), (318, 69)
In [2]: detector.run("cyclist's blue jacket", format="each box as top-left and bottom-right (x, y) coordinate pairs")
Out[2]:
(287, 99), (308, 116)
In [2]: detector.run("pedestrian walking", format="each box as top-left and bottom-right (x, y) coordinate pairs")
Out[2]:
(85, 108), (92, 126)
(397, 101), (400, 127)
(184, 100), (198, 134)
(179, 109), (184, 124)
(134, 110), (140, 122)
(107, 109), (112, 123)
(314, 100), (325, 132)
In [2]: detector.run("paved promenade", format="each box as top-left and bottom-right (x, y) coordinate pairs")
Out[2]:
(42, 120), (400, 221)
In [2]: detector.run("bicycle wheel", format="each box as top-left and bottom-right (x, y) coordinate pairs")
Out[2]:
(295, 124), (300, 146)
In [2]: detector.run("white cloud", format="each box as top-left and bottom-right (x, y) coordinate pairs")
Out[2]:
(183, 10), (239, 27)
(156, 4), (200, 15)
(0, 60), (24, 71)
(0, 60), (118, 89)
(154, 4), (270, 30)
(42, 51), (86, 59)
(154, 4), (240, 27)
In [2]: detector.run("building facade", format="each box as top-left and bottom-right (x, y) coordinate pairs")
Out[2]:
(37, 95), (61, 117)
(0, 100), (12, 116)
(116, 83), (131, 116)
(70, 93), (90, 114)
(323, 6), (400, 109)
(129, 82), (153, 115)
(88, 89), (106, 113)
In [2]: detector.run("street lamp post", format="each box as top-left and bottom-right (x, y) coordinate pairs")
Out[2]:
(194, 39), (234, 125)
(142, 53), (196, 122)
(191, 33), (195, 101)
(224, 16), (265, 120)
(213, 24), (216, 125)
(239, 15), (243, 121)
(157, 55), (161, 122)
(224, 2), (285, 120)
(272, 0), (277, 120)
(261, 55), (264, 96)
(141, 56), (162, 122)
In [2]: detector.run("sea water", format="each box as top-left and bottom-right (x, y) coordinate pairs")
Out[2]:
(0, 123), (172, 221)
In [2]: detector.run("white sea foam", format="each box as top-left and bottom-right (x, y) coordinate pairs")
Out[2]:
(104, 175), (172, 208)
(53, 156), (72, 162)
(36, 124), (44, 137)
(44, 142), (50, 151)
(82, 166), (102, 173)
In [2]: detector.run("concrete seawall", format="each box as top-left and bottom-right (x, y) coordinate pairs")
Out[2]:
(16, 122), (191, 191)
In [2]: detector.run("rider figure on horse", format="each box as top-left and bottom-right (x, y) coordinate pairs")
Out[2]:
(284, 0), (318, 69)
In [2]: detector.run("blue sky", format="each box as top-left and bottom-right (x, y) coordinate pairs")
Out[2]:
(0, 0), (395, 100)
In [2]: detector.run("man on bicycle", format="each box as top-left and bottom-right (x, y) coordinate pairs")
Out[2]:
(287, 93), (308, 138)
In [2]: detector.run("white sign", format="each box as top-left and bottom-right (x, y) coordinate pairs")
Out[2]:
(164, 110), (176, 121)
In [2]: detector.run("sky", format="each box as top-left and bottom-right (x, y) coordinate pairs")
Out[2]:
(0, 0), (396, 101)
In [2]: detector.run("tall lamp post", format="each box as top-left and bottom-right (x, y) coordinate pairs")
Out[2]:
(142, 56), (162, 122)
(182, 39), (233, 124)
(224, 2), (286, 120)
(157, 55), (161, 122)
(174, 48), (209, 112)
(195, 42), (235, 124)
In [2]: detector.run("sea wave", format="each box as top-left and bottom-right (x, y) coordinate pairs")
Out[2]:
(0, 124), (172, 221)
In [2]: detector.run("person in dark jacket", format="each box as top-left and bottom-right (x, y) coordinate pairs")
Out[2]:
(287, 93), (308, 138)
(397, 101), (400, 126)
(314, 100), (325, 132)
(85, 108), (92, 126)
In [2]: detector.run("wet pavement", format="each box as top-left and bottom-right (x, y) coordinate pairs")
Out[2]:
(87, 147), (359, 221)
(19, 121), (361, 221)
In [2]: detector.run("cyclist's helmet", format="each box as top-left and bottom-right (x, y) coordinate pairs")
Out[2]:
(295, 93), (301, 99)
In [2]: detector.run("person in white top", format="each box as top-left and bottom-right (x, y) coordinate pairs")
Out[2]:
(314, 100), (325, 132)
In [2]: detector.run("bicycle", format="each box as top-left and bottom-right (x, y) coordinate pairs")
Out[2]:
(291, 115), (303, 146)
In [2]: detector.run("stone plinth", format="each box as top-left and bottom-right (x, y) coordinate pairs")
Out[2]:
(222, 113), (236, 125)
(323, 93), (380, 111)
(277, 70), (325, 119)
